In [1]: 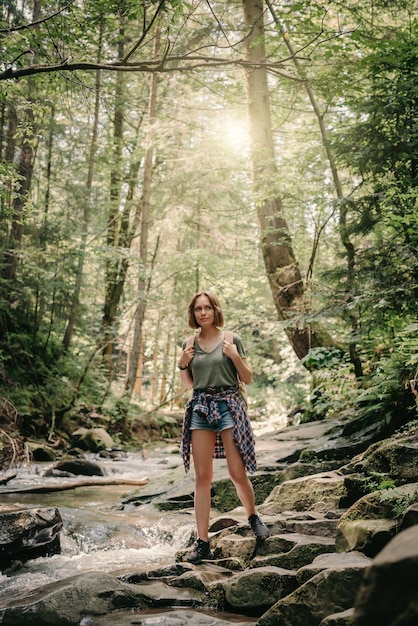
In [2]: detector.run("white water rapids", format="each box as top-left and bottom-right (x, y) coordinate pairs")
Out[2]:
(0, 408), (290, 623)
(0, 444), (196, 603)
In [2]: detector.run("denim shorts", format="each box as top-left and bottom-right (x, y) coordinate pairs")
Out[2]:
(190, 400), (234, 432)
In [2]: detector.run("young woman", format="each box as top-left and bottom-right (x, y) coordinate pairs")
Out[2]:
(178, 290), (269, 564)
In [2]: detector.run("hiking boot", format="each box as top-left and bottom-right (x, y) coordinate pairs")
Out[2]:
(183, 538), (213, 564)
(249, 514), (270, 540)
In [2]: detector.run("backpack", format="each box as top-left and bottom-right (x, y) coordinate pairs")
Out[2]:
(225, 331), (248, 406)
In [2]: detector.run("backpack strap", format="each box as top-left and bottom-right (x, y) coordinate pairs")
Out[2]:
(224, 331), (248, 405)
(185, 335), (196, 349)
(224, 330), (234, 345)
(183, 334), (196, 378)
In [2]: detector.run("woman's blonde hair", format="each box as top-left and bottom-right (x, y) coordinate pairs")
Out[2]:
(187, 291), (224, 329)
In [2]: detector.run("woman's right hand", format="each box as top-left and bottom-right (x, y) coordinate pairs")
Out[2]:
(179, 344), (194, 369)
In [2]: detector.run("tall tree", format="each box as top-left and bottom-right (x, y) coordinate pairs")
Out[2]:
(266, 0), (363, 378)
(125, 28), (161, 400)
(101, 14), (126, 365)
(242, 0), (335, 360)
(63, 26), (104, 351)
(0, 0), (40, 304)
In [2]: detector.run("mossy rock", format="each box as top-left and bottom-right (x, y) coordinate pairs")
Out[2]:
(211, 478), (240, 512)
(361, 439), (418, 483)
(338, 483), (418, 523)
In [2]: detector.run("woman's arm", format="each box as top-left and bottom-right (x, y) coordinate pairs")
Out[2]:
(179, 367), (194, 389)
(177, 340), (195, 390)
(222, 337), (252, 384)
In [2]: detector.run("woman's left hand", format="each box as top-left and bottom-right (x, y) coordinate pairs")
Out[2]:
(222, 336), (252, 384)
(222, 337), (238, 359)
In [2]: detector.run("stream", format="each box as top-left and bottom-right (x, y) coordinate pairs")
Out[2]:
(0, 441), (262, 623)
(0, 405), (290, 623)
(0, 444), (194, 591)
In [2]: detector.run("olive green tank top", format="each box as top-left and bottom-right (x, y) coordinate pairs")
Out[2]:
(185, 332), (246, 389)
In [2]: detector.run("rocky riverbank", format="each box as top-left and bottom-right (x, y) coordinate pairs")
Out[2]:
(1, 415), (418, 625)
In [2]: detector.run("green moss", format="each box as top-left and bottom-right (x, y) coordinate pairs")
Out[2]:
(211, 479), (240, 512)
(299, 449), (317, 462)
(378, 487), (418, 518)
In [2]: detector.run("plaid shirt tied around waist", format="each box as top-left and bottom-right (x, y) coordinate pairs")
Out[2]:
(180, 387), (257, 474)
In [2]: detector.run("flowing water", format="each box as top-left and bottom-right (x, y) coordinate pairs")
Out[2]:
(0, 410), (289, 622)
(0, 444), (196, 600)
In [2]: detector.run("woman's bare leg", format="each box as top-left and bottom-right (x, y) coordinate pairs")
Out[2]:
(220, 428), (256, 517)
(191, 429), (217, 541)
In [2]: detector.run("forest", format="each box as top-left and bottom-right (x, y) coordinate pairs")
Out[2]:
(0, 0), (417, 455)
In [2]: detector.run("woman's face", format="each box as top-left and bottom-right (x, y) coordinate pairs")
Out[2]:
(193, 294), (215, 328)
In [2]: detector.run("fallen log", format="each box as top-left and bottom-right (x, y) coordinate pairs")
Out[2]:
(0, 473), (17, 485)
(0, 476), (150, 494)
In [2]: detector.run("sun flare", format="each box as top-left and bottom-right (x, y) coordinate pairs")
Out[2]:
(211, 112), (251, 154)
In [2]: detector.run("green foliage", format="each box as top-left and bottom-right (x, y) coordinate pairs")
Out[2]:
(296, 347), (353, 422)
(303, 16), (418, 428)
(360, 474), (397, 495)
(379, 479), (396, 491)
(301, 347), (344, 371)
(378, 487), (418, 518)
(0, 0), (417, 444)
(356, 324), (418, 423)
(0, 300), (109, 435)
(299, 322), (418, 426)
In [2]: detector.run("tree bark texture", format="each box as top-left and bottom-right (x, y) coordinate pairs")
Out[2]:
(126, 29), (161, 398)
(243, 0), (335, 360)
(63, 27), (103, 351)
(266, 0), (363, 376)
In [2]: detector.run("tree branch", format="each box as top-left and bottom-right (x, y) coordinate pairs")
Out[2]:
(0, 1), (75, 34)
(0, 477), (150, 494)
(121, 0), (166, 63)
(0, 53), (309, 81)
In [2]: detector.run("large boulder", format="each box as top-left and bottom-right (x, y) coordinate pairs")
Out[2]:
(336, 483), (418, 556)
(0, 570), (207, 625)
(212, 534), (256, 562)
(284, 511), (341, 538)
(355, 436), (418, 484)
(260, 471), (348, 515)
(0, 507), (63, 569)
(352, 525), (418, 626)
(257, 562), (369, 626)
(251, 533), (336, 570)
(70, 427), (115, 452)
(27, 442), (57, 462)
(0, 572), (129, 625)
(297, 551), (372, 585)
(222, 566), (297, 614)
(49, 458), (105, 477)
(336, 518), (396, 557)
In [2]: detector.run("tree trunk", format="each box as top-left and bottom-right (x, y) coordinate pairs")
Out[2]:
(159, 331), (171, 403)
(33, 103), (55, 338)
(243, 0), (336, 360)
(150, 311), (162, 402)
(63, 28), (103, 351)
(125, 30), (161, 399)
(100, 16), (146, 372)
(1, 114), (35, 285)
(266, 0), (363, 377)
(133, 335), (145, 396)
(101, 16), (127, 367)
